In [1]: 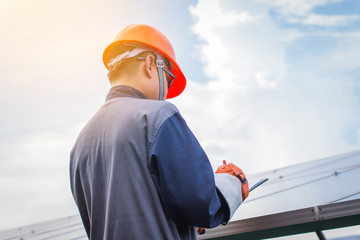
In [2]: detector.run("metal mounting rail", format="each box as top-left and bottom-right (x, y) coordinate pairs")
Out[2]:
(198, 198), (360, 240)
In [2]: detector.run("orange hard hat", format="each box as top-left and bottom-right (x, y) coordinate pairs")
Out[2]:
(103, 24), (186, 99)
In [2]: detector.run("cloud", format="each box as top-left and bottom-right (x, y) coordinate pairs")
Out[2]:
(0, 124), (83, 229)
(188, 0), (292, 90)
(171, 0), (360, 175)
(258, 0), (360, 26)
(289, 14), (360, 26)
(258, 0), (342, 16)
(189, 0), (257, 29)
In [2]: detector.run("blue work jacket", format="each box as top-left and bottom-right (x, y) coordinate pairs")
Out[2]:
(70, 86), (237, 240)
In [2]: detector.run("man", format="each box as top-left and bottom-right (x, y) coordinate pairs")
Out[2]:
(70, 24), (249, 240)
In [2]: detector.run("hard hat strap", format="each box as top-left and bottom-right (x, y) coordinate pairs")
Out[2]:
(108, 47), (152, 70)
(156, 54), (165, 100)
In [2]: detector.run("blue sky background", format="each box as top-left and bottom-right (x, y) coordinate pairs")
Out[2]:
(0, 0), (359, 230)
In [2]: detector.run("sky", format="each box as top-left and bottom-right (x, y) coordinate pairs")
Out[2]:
(0, 0), (360, 231)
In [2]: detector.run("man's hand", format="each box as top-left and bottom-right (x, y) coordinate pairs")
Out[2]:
(215, 162), (249, 201)
(197, 161), (249, 235)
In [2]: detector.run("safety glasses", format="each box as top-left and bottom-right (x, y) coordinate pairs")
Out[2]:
(157, 58), (175, 89)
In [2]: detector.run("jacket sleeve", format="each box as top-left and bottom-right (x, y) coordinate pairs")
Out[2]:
(149, 111), (232, 228)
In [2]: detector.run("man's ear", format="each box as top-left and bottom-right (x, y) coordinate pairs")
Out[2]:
(144, 54), (155, 78)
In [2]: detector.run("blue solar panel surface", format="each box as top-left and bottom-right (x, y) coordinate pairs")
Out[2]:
(234, 150), (360, 220)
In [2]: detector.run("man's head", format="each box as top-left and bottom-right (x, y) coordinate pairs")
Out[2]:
(103, 24), (186, 100)
(106, 45), (175, 100)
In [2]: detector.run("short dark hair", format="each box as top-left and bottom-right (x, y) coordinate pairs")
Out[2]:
(107, 48), (154, 83)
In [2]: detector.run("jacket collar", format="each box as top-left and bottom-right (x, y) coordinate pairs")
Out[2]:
(106, 85), (148, 101)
